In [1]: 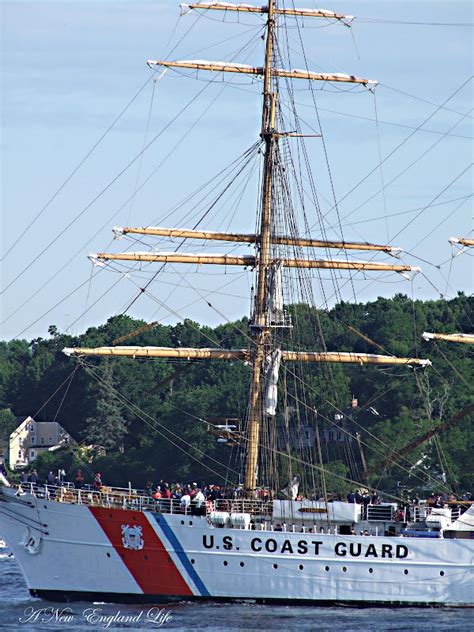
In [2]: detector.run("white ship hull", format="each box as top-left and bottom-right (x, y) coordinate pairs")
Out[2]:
(0, 489), (472, 606)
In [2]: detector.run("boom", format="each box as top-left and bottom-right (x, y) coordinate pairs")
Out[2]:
(365, 404), (474, 476)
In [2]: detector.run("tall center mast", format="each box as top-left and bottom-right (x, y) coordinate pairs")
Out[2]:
(245, 0), (277, 490)
(64, 1), (431, 493)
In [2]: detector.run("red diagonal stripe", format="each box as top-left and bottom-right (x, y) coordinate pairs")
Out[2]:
(89, 506), (193, 596)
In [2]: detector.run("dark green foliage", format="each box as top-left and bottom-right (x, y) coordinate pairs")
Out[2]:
(323, 460), (351, 497)
(0, 295), (472, 495)
(84, 362), (128, 450)
(25, 448), (78, 484)
(0, 408), (17, 443)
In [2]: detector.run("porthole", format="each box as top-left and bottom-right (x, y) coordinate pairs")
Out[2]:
(189, 521), (193, 526)
(404, 569), (409, 575)
(106, 552), (111, 558)
(325, 566), (330, 572)
(368, 568), (373, 574)
(273, 564), (278, 569)
(240, 562), (245, 567)
(181, 520), (185, 525)
(191, 559), (195, 565)
(144, 555), (148, 561)
(299, 564), (304, 571)
(342, 567), (347, 572)
(440, 571), (444, 577)
(223, 561), (228, 566)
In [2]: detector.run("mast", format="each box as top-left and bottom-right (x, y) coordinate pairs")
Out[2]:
(64, 2), (433, 494)
(245, 0), (276, 490)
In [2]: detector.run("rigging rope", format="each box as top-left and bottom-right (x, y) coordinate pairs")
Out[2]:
(373, 92), (389, 242)
(307, 77), (472, 234)
(126, 78), (158, 225)
(1, 76), (154, 263)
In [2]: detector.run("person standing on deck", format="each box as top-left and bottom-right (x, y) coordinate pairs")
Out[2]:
(74, 469), (84, 489)
(93, 473), (103, 491)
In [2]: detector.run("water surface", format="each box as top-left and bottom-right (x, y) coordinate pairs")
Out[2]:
(0, 554), (469, 631)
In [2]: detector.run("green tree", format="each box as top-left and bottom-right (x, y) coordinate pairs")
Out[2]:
(0, 295), (471, 494)
(84, 363), (128, 451)
(0, 408), (17, 444)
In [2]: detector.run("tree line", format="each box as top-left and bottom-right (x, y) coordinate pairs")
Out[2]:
(0, 293), (472, 496)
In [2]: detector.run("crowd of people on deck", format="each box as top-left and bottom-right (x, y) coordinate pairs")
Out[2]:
(143, 481), (249, 509)
(19, 469), (66, 487)
(346, 490), (382, 506)
(15, 468), (473, 510)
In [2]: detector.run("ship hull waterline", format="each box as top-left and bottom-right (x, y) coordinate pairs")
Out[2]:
(1, 490), (472, 607)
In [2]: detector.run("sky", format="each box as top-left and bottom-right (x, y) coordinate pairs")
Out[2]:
(1, 1), (472, 342)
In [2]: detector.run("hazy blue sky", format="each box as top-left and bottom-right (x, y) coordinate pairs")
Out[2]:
(1, 1), (472, 341)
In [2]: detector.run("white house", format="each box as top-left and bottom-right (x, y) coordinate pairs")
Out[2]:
(9, 416), (74, 470)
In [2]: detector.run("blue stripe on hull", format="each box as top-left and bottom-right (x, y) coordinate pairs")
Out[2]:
(153, 513), (210, 597)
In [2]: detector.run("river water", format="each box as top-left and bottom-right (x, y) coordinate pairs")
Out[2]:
(0, 552), (470, 631)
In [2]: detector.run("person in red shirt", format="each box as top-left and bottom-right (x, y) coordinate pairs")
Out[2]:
(93, 473), (103, 491)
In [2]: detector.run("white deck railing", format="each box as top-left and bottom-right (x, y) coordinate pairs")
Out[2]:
(15, 483), (470, 524)
(16, 483), (272, 516)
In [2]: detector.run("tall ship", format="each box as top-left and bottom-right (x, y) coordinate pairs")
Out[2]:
(1, 1), (473, 606)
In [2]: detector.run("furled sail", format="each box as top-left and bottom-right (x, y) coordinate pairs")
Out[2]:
(422, 332), (474, 345)
(147, 60), (377, 86)
(265, 260), (284, 325)
(264, 348), (282, 416)
(179, 3), (354, 25)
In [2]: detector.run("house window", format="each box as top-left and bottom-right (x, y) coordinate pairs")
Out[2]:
(18, 451), (21, 458)
(31, 451), (35, 458)
(41, 438), (44, 444)
(31, 436), (35, 444)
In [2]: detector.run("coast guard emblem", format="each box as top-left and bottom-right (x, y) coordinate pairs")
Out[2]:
(121, 524), (144, 550)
